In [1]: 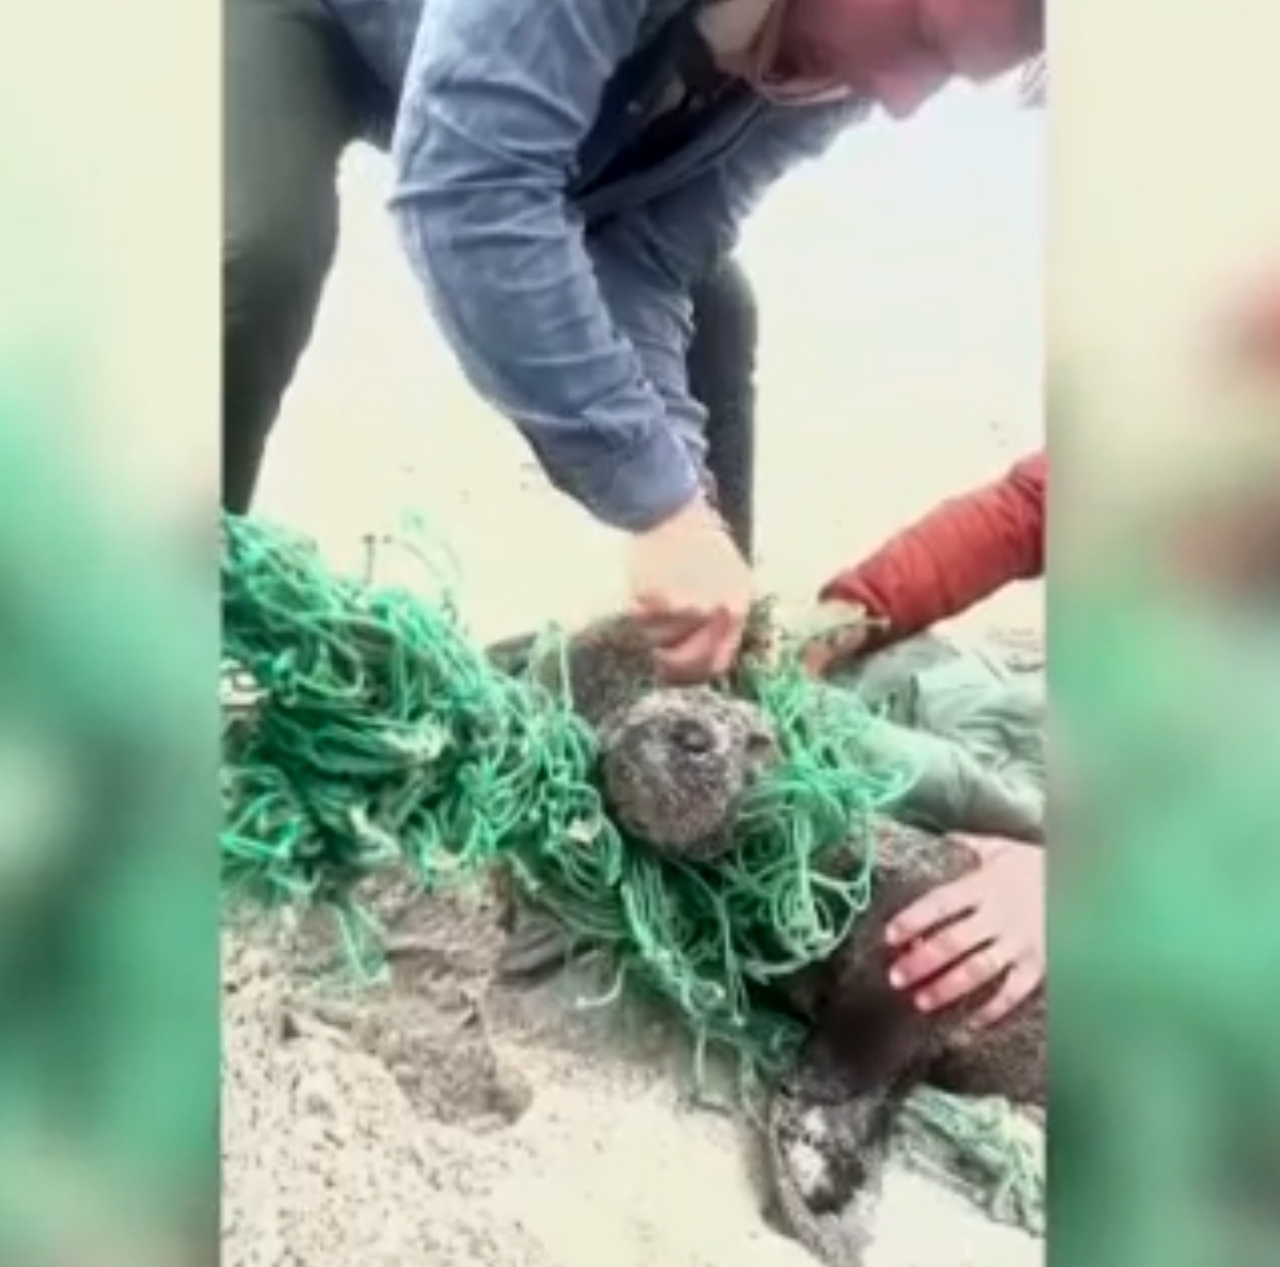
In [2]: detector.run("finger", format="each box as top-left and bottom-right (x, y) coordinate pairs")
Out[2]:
(888, 914), (990, 992)
(634, 610), (706, 646)
(705, 609), (744, 677)
(971, 956), (1042, 1028)
(655, 618), (724, 684)
(913, 940), (1010, 1014)
(655, 608), (742, 682)
(885, 877), (980, 947)
(799, 630), (861, 678)
(800, 644), (835, 677)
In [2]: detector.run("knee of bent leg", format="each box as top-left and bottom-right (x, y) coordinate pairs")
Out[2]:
(224, 201), (336, 329)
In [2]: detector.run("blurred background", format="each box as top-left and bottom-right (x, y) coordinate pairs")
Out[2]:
(1, 7), (219, 1266)
(1048, 6), (1280, 1265)
(2, 0), (1280, 1264)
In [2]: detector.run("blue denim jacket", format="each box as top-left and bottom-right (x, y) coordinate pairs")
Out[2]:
(326, 0), (862, 530)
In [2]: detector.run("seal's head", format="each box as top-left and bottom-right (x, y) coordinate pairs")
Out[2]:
(598, 688), (781, 863)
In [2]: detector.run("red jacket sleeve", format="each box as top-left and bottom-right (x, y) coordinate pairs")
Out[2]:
(819, 450), (1046, 645)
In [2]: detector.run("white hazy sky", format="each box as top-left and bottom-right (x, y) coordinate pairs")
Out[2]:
(741, 75), (1044, 453)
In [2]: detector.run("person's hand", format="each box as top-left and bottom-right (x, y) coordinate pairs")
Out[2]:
(795, 600), (881, 677)
(626, 495), (753, 683)
(884, 836), (1045, 1028)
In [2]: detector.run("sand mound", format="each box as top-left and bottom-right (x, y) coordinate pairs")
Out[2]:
(221, 878), (1041, 1267)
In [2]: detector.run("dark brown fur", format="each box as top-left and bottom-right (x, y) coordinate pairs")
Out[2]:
(486, 615), (1045, 1263)
(760, 822), (1044, 1264)
(486, 618), (781, 861)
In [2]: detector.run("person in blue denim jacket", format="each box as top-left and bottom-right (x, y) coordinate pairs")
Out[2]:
(224, 0), (1042, 682)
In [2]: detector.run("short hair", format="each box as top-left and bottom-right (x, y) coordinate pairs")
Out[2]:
(1022, 0), (1045, 50)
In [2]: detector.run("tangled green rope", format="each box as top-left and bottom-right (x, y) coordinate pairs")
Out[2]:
(900, 1087), (1044, 1235)
(220, 510), (1043, 1232)
(221, 516), (599, 903)
(221, 512), (909, 1065)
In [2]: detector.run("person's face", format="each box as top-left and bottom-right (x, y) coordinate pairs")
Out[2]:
(785, 0), (1041, 118)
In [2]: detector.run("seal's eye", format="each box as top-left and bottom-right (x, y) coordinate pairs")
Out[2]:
(670, 717), (715, 756)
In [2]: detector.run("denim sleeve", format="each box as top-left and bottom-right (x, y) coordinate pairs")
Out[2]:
(390, 0), (857, 531)
(585, 102), (859, 481)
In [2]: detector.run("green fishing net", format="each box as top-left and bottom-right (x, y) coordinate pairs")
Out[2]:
(221, 511), (911, 1075)
(221, 510), (1044, 1232)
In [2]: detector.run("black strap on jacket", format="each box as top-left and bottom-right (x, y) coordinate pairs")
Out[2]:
(572, 0), (742, 197)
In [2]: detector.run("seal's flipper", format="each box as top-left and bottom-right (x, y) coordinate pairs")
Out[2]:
(494, 898), (578, 985)
(762, 1036), (900, 1266)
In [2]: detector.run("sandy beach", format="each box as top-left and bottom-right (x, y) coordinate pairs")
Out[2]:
(224, 85), (1045, 1267)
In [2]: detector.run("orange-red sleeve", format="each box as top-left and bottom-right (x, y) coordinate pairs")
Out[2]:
(819, 450), (1046, 645)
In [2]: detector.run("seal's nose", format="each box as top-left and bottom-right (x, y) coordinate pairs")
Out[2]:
(670, 717), (715, 756)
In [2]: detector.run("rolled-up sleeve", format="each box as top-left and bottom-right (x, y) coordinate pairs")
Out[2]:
(390, 0), (857, 531)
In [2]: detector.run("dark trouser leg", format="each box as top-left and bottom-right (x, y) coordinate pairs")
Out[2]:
(223, 0), (364, 513)
(689, 255), (759, 561)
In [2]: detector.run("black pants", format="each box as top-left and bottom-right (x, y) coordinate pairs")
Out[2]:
(223, 0), (758, 557)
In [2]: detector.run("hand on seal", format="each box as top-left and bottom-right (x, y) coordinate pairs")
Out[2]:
(884, 836), (1046, 1028)
(626, 494), (753, 684)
